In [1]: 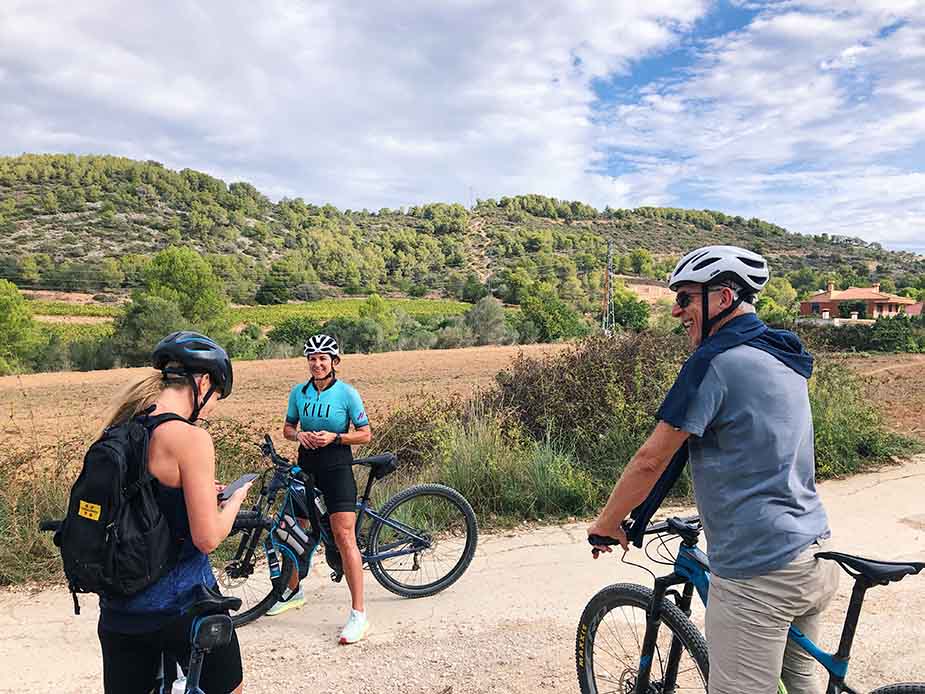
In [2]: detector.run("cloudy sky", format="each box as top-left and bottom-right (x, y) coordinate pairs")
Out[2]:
(2, 1), (923, 252)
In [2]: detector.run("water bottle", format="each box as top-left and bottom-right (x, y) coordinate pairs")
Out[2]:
(171, 663), (187, 693)
(267, 544), (281, 579)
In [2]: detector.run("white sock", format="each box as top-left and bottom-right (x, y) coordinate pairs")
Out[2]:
(351, 608), (366, 620)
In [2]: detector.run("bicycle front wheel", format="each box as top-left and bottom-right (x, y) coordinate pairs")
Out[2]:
(870, 685), (925, 694)
(212, 520), (296, 627)
(576, 583), (709, 694)
(367, 483), (478, 598)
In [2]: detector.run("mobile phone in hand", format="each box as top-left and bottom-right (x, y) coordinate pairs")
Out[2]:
(218, 473), (258, 501)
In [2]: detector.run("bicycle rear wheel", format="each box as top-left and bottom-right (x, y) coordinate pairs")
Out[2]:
(367, 483), (478, 598)
(870, 685), (925, 693)
(576, 583), (708, 694)
(213, 518), (296, 627)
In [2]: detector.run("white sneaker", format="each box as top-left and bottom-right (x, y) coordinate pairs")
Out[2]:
(265, 587), (304, 616)
(339, 609), (369, 644)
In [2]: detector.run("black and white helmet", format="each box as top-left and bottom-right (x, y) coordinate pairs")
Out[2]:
(303, 334), (339, 358)
(668, 245), (769, 295)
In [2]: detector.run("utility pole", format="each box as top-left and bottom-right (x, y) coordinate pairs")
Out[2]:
(601, 238), (616, 335)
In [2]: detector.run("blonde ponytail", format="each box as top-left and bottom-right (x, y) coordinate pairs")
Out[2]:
(96, 371), (171, 439)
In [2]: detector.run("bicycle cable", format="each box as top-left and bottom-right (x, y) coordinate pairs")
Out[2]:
(620, 547), (658, 585)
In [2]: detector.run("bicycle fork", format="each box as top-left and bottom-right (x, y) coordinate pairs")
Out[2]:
(635, 573), (694, 694)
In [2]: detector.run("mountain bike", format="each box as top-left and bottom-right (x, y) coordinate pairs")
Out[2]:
(155, 584), (241, 694)
(215, 435), (478, 626)
(577, 516), (925, 694)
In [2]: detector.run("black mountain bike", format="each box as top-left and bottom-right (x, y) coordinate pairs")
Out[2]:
(215, 435), (479, 626)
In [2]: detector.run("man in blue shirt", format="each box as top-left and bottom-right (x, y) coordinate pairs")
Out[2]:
(588, 246), (838, 694)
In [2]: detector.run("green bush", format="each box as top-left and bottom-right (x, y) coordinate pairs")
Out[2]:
(68, 334), (117, 371)
(494, 332), (687, 477)
(434, 416), (600, 520)
(809, 355), (917, 477)
(266, 315), (322, 347)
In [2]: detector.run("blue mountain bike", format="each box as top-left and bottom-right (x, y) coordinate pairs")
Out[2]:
(577, 516), (925, 694)
(215, 435), (478, 626)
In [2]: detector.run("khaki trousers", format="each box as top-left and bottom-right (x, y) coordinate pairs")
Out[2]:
(705, 539), (840, 694)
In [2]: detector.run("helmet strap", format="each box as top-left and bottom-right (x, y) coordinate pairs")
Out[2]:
(701, 284), (744, 344)
(184, 372), (215, 423)
(311, 367), (336, 389)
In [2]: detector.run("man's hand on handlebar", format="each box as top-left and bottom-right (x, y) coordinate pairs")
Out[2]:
(587, 516), (629, 557)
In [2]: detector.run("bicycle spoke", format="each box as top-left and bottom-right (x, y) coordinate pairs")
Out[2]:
(371, 488), (474, 593)
(587, 598), (706, 694)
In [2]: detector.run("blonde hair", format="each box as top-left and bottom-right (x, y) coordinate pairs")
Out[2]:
(96, 368), (189, 438)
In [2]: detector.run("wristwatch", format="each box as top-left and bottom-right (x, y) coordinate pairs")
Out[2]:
(334, 434), (343, 446)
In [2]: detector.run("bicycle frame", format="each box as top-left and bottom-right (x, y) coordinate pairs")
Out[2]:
(637, 540), (860, 694)
(261, 463), (431, 572)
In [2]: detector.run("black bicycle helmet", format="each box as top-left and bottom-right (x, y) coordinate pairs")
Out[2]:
(152, 331), (233, 421)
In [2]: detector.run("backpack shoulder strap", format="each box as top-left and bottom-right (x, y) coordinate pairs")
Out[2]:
(143, 412), (190, 433)
(123, 412), (191, 496)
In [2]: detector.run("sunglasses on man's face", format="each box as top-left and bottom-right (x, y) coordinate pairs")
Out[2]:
(674, 287), (727, 309)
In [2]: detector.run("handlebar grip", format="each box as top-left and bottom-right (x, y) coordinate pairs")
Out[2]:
(588, 534), (621, 546)
(39, 519), (62, 532)
(232, 516), (270, 531)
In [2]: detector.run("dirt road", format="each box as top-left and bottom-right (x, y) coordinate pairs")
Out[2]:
(2, 456), (923, 693)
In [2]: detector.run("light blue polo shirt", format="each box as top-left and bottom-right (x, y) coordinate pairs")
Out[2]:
(679, 344), (830, 579)
(285, 379), (369, 434)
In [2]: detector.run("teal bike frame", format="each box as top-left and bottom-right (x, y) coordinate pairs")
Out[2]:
(593, 517), (870, 694)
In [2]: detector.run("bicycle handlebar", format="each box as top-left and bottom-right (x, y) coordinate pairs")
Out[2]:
(258, 433), (290, 468)
(39, 519), (62, 532)
(587, 515), (701, 548)
(232, 510), (271, 531)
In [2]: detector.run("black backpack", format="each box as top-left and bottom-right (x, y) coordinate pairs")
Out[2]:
(55, 408), (188, 613)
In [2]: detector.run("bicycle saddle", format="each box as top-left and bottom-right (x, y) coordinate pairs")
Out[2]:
(353, 452), (398, 479)
(815, 551), (925, 586)
(186, 583), (242, 617)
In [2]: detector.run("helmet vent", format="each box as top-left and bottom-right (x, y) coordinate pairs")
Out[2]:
(739, 257), (766, 269)
(692, 257), (720, 272)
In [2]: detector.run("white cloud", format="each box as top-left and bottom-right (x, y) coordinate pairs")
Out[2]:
(0, 0), (707, 210)
(0, 0), (922, 250)
(598, 2), (925, 246)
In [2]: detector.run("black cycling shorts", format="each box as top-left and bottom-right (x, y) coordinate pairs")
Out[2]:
(298, 443), (357, 514)
(98, 611), (243, 694)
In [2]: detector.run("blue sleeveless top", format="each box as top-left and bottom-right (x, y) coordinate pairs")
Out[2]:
(99, 483), (215, 634)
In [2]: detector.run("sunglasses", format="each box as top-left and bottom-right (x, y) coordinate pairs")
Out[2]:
(674, 287), (727, 309)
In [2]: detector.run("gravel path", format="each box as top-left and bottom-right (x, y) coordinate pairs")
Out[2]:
(1, 457), (923, 693)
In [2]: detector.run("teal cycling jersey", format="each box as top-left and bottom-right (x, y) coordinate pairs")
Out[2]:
(285, 378), (369, 434)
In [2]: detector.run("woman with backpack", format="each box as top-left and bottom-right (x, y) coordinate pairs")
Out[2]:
(95, 331), (250, 694)
(265, 333), (373, 645)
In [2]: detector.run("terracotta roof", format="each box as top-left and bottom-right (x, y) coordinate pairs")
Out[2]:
(803, 287), (917, 304)
(908, 302), (924, 317)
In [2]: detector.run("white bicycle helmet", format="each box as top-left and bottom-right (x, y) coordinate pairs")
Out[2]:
(668, 245), (769, 295)
(303, 333), (339, 358)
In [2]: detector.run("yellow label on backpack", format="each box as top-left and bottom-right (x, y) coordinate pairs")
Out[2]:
(78, 500), (101, 521)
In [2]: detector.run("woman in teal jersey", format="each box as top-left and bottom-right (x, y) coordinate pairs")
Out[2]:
(269, 333), (373, 644)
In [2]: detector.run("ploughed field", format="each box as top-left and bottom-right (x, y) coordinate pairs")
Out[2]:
(1, 346), (922, 454)
(0, 344), (565, 450)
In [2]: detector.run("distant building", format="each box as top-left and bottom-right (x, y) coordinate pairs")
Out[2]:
(908, 301), (923, 317)
(799, 282), (917, 320)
